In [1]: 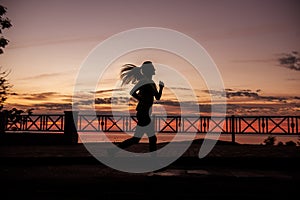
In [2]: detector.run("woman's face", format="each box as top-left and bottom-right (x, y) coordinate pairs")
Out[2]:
(143, 63), (156, 76)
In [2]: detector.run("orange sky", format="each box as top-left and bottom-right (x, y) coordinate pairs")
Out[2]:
(1, 0), (300, 115)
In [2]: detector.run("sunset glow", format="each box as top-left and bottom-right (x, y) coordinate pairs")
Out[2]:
(1, 0), (299, 116)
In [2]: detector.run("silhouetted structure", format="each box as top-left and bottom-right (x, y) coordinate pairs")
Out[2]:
(0, 111), (299, 145)
(0, 111), (78, 144)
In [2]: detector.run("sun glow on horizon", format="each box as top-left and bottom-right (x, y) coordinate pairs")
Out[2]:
(1, 0), (299, 116)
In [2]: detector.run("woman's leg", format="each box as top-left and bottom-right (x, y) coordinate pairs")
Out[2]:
(145, 118), (157, 152)
(149, 135), (157, 152)
(117, 136), (141, 149)
(117, 112), (146, 149)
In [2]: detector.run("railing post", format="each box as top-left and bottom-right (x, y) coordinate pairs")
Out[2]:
(231, 115), (235, 144)
(64, 111), (78, 144)
(0, 111), (7, 134)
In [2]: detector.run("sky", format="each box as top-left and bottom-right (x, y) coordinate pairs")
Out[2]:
(1, 0), (300, 115)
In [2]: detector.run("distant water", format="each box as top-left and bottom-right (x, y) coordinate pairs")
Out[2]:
(78, 132), (299, 145)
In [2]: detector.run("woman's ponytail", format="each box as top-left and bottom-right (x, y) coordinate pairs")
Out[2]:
(120, 64), (142, 86)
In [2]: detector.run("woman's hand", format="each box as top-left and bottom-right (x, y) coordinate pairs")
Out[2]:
(155, 81), (164, 100)
(159, 81), (164, 88)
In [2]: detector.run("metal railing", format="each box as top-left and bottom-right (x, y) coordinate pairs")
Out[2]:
(78, 115), (300, 135)
(4, 114), (65, 132)
(2, 112), (299, 135)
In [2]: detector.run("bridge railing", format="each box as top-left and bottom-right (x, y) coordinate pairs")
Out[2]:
(3, 114), (65, 132)
(78, 115), (299, 135)
(1, 112), (299, 136)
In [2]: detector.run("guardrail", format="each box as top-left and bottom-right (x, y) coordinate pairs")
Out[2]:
(1, 111), (299, 144)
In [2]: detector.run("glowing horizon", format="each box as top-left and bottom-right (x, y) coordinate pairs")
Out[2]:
(1, 0), (299, 116)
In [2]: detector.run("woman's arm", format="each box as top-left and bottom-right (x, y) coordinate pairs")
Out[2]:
(131, 90), (141, 101)
(130, 81), (142, 101)
(154, 81), (164, 100)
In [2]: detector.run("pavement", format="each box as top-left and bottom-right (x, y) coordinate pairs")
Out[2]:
(1, 140), (300, 199)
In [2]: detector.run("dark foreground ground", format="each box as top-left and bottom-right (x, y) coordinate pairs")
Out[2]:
(1, 139), (300, 200)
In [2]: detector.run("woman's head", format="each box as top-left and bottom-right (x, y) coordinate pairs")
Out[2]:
(141, 61), (155, 77)
(120, 61), (155, 86)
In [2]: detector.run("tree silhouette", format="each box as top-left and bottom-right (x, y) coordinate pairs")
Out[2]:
(0, 68), (12, 110)
(0, 4), (12, 110)
(0, 5), (12, 55)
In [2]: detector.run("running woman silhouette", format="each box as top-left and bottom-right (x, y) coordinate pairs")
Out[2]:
(118, 61), (164, 152)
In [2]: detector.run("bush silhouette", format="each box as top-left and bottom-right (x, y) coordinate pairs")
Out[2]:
(285, 141), (296, 146)
(263, 136), (276, 146)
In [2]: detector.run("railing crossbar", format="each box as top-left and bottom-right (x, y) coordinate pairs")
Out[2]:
(2, 114), (299, 135)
